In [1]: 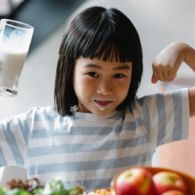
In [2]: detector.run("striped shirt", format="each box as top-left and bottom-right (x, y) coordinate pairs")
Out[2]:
(0, 89), (189, 190)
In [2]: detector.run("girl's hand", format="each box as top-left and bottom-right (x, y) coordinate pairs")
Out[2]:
(151, 42), (184, 84)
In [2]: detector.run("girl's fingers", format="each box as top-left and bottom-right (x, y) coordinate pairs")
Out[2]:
(152, 63), (159, 83)
(162, 68), (171, 81)
(152, 65), (176, 82)
(151, 74), (158, 83)
(155, 67), (166, 81)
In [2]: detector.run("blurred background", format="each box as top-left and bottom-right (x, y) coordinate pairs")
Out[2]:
(0, 0), (85, 118)
(0, 0), (195, 174)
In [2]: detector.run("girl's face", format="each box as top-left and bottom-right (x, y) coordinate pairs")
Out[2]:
(73, 57), (132, 116)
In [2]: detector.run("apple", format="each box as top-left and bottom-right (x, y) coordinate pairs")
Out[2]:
(153, 171), (187, 194)
(161, 190), (187, 195)
(112, 167), (157, 195)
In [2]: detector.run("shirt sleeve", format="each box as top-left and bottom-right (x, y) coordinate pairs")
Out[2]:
(138, 88), (190, 148)
(0, 110), (32, 166)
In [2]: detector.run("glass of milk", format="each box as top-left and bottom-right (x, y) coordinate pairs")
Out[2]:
(0, 19), (34, 96)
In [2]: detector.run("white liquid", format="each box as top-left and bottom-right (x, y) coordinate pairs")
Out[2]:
(0, 49), (27, 89)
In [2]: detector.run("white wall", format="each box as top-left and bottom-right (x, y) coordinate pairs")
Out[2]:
(0, 0), (195, 120)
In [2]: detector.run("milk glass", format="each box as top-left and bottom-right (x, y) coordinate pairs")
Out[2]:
(0, 19), (34, 96)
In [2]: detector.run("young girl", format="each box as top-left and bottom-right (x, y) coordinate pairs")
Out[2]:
(0, 6), (194, 191)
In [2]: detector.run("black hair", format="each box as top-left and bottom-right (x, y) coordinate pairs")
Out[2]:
(54, 6), (143, 116)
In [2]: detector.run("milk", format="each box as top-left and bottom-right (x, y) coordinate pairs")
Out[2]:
(0, 19), (34, 95)
(0, 47), (27, 90)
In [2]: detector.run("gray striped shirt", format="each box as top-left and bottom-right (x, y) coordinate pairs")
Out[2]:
(0, 89), (189, 190)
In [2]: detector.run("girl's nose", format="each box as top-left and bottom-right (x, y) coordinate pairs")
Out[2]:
(96, 80), (113, 95)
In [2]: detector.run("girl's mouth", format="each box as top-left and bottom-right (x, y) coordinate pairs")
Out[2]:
(95, 100), (112, 106)
(93, 98), (115, 111)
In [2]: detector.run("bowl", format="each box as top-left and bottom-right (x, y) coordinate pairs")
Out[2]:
(111, 166), (195, 194)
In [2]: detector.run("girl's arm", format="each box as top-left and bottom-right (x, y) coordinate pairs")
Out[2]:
(152, 42), (195, 117)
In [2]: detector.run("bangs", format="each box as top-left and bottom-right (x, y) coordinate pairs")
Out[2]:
(60, 7), (140, 63)
(77, 34), (132, 62)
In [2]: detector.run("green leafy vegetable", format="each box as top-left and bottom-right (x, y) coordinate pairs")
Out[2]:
(0, 179), (84, 195)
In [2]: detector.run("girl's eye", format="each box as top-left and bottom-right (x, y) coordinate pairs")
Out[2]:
(113, 73), (126, 79)
(87, 72), (99, 78)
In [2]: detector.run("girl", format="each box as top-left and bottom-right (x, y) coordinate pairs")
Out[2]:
(0, 6), (194, 191)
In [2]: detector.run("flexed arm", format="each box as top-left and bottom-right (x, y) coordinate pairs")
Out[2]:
(152, 42), (195, 83)
(152, 42), (195, 117)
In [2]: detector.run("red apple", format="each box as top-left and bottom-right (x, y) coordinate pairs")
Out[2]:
(162, 190), (187, 195)
(112, 167), (156, 195)
(153, 171), (187, 194)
